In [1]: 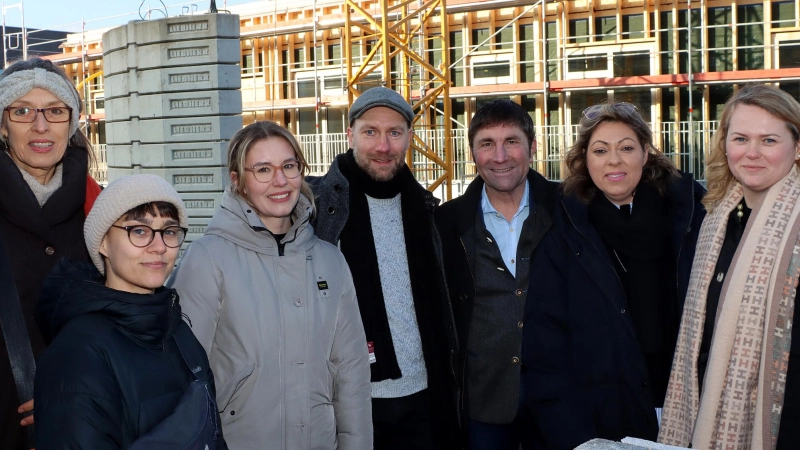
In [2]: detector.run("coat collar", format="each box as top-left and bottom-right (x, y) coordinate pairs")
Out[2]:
(205, 188), (317, 256)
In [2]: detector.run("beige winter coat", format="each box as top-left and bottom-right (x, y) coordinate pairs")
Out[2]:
(169, 189), (372, 450)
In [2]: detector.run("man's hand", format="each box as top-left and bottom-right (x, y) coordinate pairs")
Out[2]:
(18, 399), (33, 426)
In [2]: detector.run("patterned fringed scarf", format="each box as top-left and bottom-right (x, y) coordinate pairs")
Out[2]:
(659, 166), (800, 450)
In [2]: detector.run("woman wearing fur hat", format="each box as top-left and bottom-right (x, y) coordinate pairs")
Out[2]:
(169, 121), (372, 449)
(0, 57), (100, 449)
(33, 174), (225, 449)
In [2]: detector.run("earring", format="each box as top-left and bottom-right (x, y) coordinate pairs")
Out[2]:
(725, 151), (728, 156)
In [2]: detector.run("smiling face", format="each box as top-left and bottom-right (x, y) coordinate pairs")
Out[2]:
(585, 121), (648, 205)
(725, 103), (800, 206)
(1, 88), (71, 184)
(348, 106), (412, 182)
(100, 213), (180, 294)
(233, 137), (302, 234)
(472, 124), (533, 201)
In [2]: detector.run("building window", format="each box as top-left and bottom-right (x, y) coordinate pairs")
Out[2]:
(472, 28), (491, 51)
(779, 40), (800, 68)
(546, 22), (558, 80)
(497, 26), (513, 50)
(678, 9), (702, 74)
(297, 78), (316, 98)
(569, 19), (590, 44)
(243, 54), (254, 74)
(660, 11), (675, 75)
(473, 60), (511, 79)
(708, 7), (733, 72)
(293, 48), (305, 69)
(595, 16), (617, 42)
(613, 52), (651, 76)
(450, 31), (464, 86)
(773, 2), (797, 29)
(568, 54), (607, 72)
(519, 24), (535, 83)
(737, 4), (764, 70)
(622, 14), (644, 40)
(328, 44), (341, 64)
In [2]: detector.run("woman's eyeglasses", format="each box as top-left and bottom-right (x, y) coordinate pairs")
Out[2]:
(582, 102), (639, 120)
(244, 160), (303, 183)
(110, 225), (188, 248)
(4, 106), (73, 124)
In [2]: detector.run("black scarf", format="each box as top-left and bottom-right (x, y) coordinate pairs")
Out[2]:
(337, 150), (445, 382)
(588, 182), (676, 404)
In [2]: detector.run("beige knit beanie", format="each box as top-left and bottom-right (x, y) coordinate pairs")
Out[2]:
(84, 174), (188, 275)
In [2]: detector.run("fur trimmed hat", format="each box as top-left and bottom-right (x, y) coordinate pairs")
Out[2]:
(84, 174), (188, 274)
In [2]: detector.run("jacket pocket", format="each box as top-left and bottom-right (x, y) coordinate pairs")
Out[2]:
(217, 363), (256, 414)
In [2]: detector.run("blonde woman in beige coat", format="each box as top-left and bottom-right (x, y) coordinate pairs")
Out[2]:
(169, 121), (372, 450)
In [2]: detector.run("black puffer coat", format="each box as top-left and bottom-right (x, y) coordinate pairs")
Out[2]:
(34, 258), (222, 449)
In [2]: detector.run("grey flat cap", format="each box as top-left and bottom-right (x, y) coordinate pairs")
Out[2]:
(348, 87), (415, 125)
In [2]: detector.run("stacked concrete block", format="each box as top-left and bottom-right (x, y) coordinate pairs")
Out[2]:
(102, 14), (242, 243)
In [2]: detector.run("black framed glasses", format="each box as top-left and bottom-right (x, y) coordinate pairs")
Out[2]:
(582, 102), (639, 120)
(4, 106), (73, 124)
(243, 160), (303, 183)
(110, 225), (188, 248)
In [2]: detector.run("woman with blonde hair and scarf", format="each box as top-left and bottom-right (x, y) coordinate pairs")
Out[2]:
(659, 84), (800, 449)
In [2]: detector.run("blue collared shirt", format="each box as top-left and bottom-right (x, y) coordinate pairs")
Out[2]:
(480, 181), (530, 277)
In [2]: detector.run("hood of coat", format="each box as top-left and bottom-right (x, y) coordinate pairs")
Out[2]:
(36, 258), (181, 347)
(205, 187), (318, 255)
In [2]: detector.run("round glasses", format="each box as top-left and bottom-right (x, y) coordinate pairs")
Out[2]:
(582, 102), (639, 120)
(4, 106), (73, 123)
(110, 225), (188, 248)
(243, 160), (303, 183)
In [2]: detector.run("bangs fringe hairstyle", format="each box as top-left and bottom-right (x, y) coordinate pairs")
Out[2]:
(227, 121), (316, 217)
(703, 84), (800, 212)
(562, 101), (679, 203)
(122, 201), (180, 223)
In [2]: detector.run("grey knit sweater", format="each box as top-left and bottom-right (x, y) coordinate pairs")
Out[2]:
(367, 193), (428, 398)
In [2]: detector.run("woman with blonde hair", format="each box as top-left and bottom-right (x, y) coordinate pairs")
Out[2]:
(169, 121), (372, 449)
(523, 101), (705, 448)
(660, 84), (800, 449)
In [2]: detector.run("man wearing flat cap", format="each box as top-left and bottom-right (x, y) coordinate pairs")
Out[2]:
(310, 87), (459, 449)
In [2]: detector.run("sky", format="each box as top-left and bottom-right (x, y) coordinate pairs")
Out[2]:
(4, 0), (255, 33)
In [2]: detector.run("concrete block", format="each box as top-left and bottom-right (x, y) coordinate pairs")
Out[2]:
(107, 116), (243, 144)
(186, 216), (211, 241)
(106, 144), (132, 167)
(106, 120), (132, 145)
(104, 39), (240, 74)
(104, 65), (241, 99)
(106, 90), (242, 120)
(181, 192), (224, 218)
(166, 167), (230, 193)
(132, 14), (240, 45)
(139, 142), (229, 168)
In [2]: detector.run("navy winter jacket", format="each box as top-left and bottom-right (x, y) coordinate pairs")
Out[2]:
(522, 173), (705, 449)
(33, 259), (223, 449)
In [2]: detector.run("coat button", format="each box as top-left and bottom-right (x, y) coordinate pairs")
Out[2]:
(334, 184), (342, 192)
(515, 289), (523, 296)
(621, 308), (626, 314)
(294, 298), (303, 307)
(45, 246), (55, 256)
(511, 357), (520, 364)
(517, 321), (523, 329)
(327, 206), (336, 214)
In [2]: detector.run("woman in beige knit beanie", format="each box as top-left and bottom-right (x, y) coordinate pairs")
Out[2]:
(32, 174), (227, 448)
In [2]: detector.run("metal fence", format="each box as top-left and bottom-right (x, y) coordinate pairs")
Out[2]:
(92, 121), (720, 196)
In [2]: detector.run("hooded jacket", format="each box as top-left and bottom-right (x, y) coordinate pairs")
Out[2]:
(33, 258), (219, 449)
(168, 189), (372, 450)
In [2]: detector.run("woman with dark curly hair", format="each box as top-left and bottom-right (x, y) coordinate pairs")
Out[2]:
(522, 102), (705, 449)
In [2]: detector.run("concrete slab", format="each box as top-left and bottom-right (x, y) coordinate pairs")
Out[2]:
(106, 90), (242, 120)
(181, 192), (225, 218)
(104, 65), (241, 99)
(106, 116), (243, 144)
(103, 39), (240, 76)
(166, 167), (230, 193)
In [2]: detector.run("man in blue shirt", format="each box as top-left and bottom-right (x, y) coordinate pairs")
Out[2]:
(435, 99), (557, 449)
